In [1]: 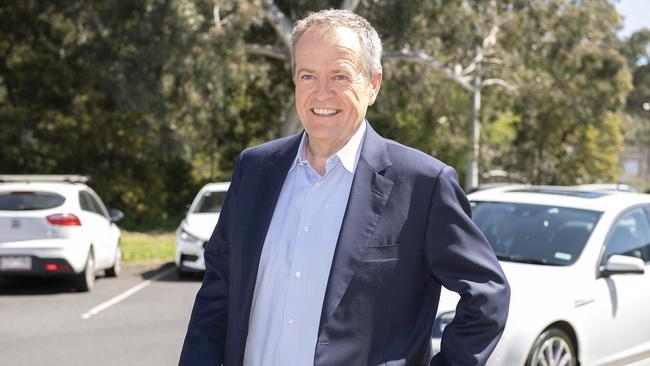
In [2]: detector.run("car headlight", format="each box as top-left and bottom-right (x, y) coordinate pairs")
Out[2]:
(431, 311), (455, 338)
(179, 227), (202, 244)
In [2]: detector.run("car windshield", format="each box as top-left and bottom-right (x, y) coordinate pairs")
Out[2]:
(193, 191), (227, 213)
(0, 191), (66, 210)
(471, 201), (602, 266)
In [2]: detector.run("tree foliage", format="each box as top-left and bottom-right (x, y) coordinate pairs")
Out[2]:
(0, 0), (643, 225)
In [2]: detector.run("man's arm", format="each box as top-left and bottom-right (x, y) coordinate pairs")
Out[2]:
(179, 153), (244, 366)
(425, 166), (510, 366)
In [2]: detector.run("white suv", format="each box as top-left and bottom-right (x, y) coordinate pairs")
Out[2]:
(0, 175), (123, 291)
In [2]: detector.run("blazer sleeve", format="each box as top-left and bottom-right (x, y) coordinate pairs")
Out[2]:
(425, 166), (510, 366)
(179, 152), (244, 366)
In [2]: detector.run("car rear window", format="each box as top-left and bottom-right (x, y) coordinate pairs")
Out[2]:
(471, 201), (602, 266)
(0, 191), (66, 210)
(193, 191), (227, 213)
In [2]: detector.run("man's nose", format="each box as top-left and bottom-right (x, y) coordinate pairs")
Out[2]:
(314, 79), (334, 100)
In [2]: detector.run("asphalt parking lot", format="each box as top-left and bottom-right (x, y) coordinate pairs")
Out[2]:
(0, 262), (201, 366)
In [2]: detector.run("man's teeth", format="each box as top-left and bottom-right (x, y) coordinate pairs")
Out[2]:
(313, 108), (339, 116)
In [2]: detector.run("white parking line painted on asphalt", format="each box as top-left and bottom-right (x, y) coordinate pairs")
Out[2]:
(81, 267), (175, 320)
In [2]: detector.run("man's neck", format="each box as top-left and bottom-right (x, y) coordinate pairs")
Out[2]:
(305, 139), (340, 176)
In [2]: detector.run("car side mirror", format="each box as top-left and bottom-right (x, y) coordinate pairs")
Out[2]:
(599, 254), (645, 277)
(109, 208), (125, 223)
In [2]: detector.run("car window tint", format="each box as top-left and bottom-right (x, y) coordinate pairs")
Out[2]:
(193, 191), (227, 213)
(88, 192), (108, 218)
(604, 208), (650, 263)
(78, 191), (93, 212)
(472, 202), (601, 266)
(79, 191), (104, 216)
(0, 191), (65, 210)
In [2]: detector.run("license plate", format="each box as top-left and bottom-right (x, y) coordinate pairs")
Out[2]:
(0, 256), (32, 271)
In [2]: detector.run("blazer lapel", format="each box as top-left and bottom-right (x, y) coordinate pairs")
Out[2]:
(239, 132), (303, 323)
(319, 124), (394, 329)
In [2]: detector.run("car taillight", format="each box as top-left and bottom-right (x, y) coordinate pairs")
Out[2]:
(46, 213), (82, 226)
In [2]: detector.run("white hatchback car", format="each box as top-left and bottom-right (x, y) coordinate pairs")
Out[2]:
(175, 182), (229, 275)
(0, 175), (123, 291)
(432, 185), (650, 365)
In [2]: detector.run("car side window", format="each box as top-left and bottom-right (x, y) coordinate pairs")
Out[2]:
(88, 191), (109, 219)
(79, 191), (105, 217)
(79, 191), (93, 212)
(604, 208), (650, 263)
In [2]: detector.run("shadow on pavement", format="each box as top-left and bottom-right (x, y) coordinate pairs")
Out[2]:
(139, 262), (203, 283)
(0, 273), (113, 295)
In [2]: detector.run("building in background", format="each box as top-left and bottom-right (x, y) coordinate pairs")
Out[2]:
(620, 146), (650, 192)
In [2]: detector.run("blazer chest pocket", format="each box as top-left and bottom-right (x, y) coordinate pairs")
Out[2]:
(362, 243), (400, 262)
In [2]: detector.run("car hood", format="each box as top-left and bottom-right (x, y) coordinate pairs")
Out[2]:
(182, 213), (221, 240)
(437, 261), (582, 315)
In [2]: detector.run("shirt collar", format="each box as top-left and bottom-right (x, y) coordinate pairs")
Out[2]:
(290, 120), (367, 174)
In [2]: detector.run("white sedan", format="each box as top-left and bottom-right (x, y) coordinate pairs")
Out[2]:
(0, 175), (123, 291)
(432, 185), (650, 365)
(175, 182), (229, 275)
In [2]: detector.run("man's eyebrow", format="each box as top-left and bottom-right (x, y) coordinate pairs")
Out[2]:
(296, 68), (314, 74)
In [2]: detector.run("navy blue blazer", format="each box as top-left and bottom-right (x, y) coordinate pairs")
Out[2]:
(179, 124), (510, 366)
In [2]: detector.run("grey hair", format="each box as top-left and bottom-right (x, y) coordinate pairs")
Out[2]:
(291, 9), (383, 81)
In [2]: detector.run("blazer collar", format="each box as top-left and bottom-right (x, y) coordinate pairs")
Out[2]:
(357, 122), (392, 173)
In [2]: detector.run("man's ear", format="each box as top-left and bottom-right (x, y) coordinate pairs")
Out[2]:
(368, 71), (383, 106)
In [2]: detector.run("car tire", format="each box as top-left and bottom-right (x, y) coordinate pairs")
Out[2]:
(105, 246), (122, 278)
(74, 251), (96, 292)
(526, 327), (576, 366)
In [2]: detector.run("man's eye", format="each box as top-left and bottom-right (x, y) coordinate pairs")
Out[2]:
(300, 74), (315, 80)
(334, 75), (349, 81)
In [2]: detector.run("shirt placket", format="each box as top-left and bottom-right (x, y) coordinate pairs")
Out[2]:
(275, 164), (325, 365)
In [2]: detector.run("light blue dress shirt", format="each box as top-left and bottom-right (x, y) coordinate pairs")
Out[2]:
(243, 121), (367, 366)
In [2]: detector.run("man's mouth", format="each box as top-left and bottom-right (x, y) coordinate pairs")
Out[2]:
(311, 108), (341, 116)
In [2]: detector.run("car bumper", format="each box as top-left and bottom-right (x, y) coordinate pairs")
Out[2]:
(175, 238), (206, 272)
(0, 239), (90, 274)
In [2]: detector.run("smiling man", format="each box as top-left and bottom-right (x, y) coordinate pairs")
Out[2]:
(179, 9), (510, 366)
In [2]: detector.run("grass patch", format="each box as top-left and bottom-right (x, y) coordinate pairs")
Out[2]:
(121, 230), (176, 262)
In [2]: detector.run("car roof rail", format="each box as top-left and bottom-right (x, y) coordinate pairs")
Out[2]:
(0, 175), (89, 183)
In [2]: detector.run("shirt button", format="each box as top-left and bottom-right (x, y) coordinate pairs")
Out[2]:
(303, 225), (309, 232)
(295, 271), (301, 278)
(314, 182), (321, 187)
(288, 318), (294, 325)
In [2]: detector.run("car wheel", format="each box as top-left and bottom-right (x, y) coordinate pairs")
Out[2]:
(105, 246), (122, 278)
(74, 251), (96, 292)
(526, 327), (576, 366)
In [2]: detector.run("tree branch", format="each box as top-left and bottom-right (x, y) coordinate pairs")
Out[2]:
(463, 23), (500, 76)
(212, 2), (235, 33)
(482, 78), (516, 91)
(341, 0), (361, 12)
(244, 44), (289, 61)
(213, 3), (221, 31)
(383, 49), (475, 92)
(263, 0), (293, 49)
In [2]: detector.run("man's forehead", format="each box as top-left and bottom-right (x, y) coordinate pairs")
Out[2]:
(297, 24), (362, 49)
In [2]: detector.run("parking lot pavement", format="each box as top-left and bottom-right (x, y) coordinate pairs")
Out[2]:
(0, 262), (202, 366)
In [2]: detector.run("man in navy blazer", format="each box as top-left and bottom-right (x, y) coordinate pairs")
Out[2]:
(180, 9), (509, 366)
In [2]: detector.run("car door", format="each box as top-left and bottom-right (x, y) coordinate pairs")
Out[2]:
(596, 206), (650, 362)
(78, 190), (112, 268)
